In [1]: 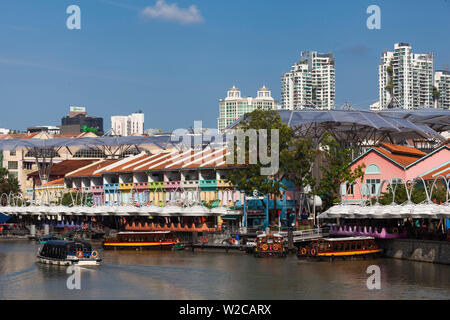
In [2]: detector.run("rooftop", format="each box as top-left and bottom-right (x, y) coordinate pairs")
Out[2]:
(373, 143), (425, 167)
(27, 160), (97, 179)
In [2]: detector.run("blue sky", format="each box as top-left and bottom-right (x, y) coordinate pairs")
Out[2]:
(0, 0), (449, 132)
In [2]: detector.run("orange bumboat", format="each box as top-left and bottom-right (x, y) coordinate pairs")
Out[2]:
(297, 236), (383, 260)
(103, 231), (178, 250)
(254, 233), (287, 258)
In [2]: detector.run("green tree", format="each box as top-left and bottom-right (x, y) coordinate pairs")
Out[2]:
(0, 168), (20, 202)
(378, 181), (445, 205)
(59, 192), (84, 206)
(227, 110), (316, 226)
(317, 132), (365, 210)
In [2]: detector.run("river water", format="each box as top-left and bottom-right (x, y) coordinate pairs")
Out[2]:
(0, 240), (449, 300)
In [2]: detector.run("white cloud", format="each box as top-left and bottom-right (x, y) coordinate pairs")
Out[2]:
(141, 0), (204, 24)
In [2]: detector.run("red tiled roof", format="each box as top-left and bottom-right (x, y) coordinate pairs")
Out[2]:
(27, 160), (97, 178)
(421, 163), (450, 180)
(373, 147), (422, 167)
(378, 142), (426, 157)
(66, 159), (118, 178)
(137, 148), (231, 171)
(5, 132), (40, 139)
(102, 154), (151, 174)
(41, 178), (65, 187)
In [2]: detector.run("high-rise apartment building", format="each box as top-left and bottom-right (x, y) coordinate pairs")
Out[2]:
(434, 70), (450, 109)
(377, 43), (434, 110)
(281, 51), (335, 110)
(111, 111), (145, 136)
(217, 86), (277, 132)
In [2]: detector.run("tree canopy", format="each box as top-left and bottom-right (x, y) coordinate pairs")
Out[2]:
(0, 168), (20, 197)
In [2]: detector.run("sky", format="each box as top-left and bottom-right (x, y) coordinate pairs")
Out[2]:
(0, 0), (449, 132)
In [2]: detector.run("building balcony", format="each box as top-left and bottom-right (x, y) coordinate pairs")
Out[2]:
(181, 180), (199, 188)
(119, 183), (134, 191)
(104, 183), (119, 192)
(134, 182), (148, 190)
(148, 181), (165, 189)
(165, 180), (181, 189)
(199, 180), (217, 188)
(217, 179), (233, 187)
(91, 185), (104, 194)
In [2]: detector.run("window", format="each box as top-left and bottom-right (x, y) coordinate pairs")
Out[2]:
(366, 179), (381, 196)
(8, 161), (18, 170)
(23, 162), (33, 170)
(8, 171), (18, 180)
(9, 150), (16, 156)
(366, 164), (381, 174)
(392, 178), (403, 185)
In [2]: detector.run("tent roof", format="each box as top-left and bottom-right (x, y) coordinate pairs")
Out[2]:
(226, 109), (448, 143)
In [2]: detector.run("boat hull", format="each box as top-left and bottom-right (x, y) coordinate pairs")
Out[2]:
(103, 242), (175, 250)
(298, 249), (383, 261)
(254, 250), (287, 258)
(37, 255), (101, 266)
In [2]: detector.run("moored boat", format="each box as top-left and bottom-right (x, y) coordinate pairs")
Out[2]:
(297, 236), (383, 261)
(37, 240), (102, 266)
(103, 231), (179, 250)
(36, 234), (60, 244)
(254, 233), (287, 258)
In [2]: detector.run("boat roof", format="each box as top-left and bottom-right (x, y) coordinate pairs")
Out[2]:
(257, 233), (283, 238)
(44, 240), (91, 246)
(117, 231), (172, 235)
(322, 236), (374, 241)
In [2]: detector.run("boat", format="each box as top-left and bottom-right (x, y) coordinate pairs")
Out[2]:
(37, 240), (102, 266)
(254, 233), (287, 257)
(297, 236), (383, 261)
(103, 231), (179, 250)
(36, 234), (60, 244)
(173, 243), (186, 251)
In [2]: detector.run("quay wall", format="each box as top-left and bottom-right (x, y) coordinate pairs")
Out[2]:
(378, 239), (450, 265)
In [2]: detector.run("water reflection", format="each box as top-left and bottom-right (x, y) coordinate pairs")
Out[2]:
(0, 240), (449, 299)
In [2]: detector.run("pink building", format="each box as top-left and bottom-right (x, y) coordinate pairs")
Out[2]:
(343, 142), (450, 202)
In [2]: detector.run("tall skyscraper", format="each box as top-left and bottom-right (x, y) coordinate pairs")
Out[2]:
(377, 43), (434, 110)
(281, 51), (335, 110)
(217, 86), (277, 132)
(111, 111), (145, 136)
(434, 70), (450, 109)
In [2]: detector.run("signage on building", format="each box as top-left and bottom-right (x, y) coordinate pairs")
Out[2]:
(70, 106), (86, 112)
(82, 125), (98, 133)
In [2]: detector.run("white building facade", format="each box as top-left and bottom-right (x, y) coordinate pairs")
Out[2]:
(281, 51), (335, 110)
(217, 86), (276, 132)
(434, 70), (450, 109)
(111, 111), (145, 136)
(377, 43), (434, 110)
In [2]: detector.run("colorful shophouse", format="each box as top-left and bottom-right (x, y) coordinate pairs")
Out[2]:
(63, 147), (298, 231)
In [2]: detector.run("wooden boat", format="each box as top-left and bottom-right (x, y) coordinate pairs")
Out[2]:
(103, 231), (179, 250)
(37, 240), (101, 266)
(254, 233), (287, 258)
(297, 236), (383, 261)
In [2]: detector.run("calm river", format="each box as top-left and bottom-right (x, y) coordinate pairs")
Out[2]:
(0, 240), (449, 300)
